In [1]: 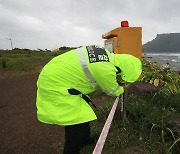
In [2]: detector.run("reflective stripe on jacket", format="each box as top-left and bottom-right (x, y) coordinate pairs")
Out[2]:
(77, 46), (124, 96)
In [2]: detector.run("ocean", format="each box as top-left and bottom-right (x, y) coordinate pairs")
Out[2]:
(143, 53), (180, 71)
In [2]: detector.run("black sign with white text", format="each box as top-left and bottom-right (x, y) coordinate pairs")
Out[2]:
(86, 45), (109, 63)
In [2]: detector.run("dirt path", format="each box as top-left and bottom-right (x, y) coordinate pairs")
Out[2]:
(0, 73), (65, 154)
(0, 72), (115, 154)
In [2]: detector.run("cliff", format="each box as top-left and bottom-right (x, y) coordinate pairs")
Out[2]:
(142, 33), (180, 53)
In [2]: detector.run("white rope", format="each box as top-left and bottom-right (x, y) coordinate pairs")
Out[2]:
(92, 96), (119, 154)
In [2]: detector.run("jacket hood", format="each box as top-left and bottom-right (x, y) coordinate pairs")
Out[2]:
(114, 54), (142, 83)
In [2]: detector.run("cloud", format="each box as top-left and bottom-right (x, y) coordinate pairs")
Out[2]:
(0, 0), (180, 49)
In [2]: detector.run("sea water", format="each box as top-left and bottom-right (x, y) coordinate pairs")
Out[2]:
(143, 53), (180, 71)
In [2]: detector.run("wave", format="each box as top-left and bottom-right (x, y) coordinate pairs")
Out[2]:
(143, 53), (180, 56)
(144, 53), (180, 71)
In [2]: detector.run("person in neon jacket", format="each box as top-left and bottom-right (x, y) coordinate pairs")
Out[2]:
(36, 45), (142, 154)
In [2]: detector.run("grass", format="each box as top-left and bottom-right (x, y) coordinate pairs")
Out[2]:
(0, 48), (71, 79)
(81, 91), (180, 154)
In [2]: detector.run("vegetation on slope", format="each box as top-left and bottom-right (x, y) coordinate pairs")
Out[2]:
(85, 60), (180, 154)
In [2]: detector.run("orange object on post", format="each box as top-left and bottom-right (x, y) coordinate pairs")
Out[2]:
(102, 21), (142, 59)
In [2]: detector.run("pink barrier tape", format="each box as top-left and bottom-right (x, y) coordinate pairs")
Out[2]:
(92, 96), (119, 154)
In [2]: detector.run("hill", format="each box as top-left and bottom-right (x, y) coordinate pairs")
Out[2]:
(143, 33), (180, 53)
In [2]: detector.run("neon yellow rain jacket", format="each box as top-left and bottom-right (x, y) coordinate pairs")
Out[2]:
(36, 45), (142, 126)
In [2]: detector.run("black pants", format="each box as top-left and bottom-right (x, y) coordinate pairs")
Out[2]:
(63, 122), (91, 154)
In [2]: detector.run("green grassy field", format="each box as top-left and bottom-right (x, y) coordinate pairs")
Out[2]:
(0, 48), (70, 78)
(1, 48), (179, 153)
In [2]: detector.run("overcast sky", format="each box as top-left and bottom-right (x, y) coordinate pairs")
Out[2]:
(0, 0), (180, 50)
